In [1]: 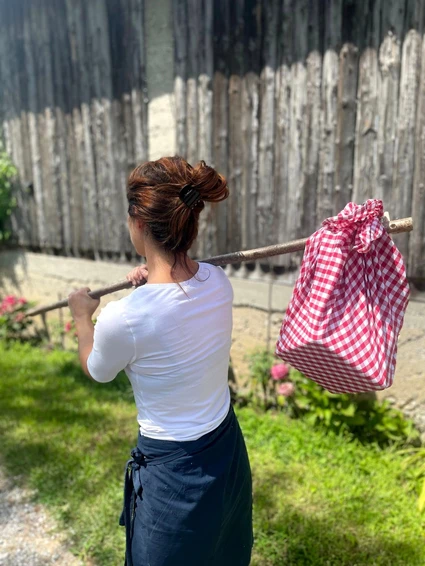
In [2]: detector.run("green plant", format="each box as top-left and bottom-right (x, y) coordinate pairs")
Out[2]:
(0, 145), (17, 242)
(286, 370), (419, 447)
(247, 349), (276, 408)
(0, 295), (42, 344)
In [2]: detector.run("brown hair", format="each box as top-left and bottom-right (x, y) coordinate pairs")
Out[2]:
(127, 156), (228, 267)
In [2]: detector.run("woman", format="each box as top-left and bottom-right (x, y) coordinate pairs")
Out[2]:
(68, 156), (253, 566)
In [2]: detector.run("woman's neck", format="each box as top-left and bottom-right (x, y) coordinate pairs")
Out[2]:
(144, 242), (199, 284)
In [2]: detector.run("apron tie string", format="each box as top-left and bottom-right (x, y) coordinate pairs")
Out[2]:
(119, 447), (145, 566)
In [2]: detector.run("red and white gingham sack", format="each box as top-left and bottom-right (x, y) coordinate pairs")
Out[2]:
(275, 200), (410, 394)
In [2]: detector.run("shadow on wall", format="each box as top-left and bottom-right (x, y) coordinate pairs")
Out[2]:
(0, 0), (423, 116)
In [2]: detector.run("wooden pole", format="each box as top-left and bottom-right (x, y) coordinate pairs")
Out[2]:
(26, 216), (413, 317)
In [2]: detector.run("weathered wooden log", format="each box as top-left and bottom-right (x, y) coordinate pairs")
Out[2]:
(26, 215), (413, 317)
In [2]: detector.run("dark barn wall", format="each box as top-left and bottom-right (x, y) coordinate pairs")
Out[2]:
(1, 0), (424, 278)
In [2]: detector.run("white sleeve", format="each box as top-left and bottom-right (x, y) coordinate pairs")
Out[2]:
(87, 301), (136, 383)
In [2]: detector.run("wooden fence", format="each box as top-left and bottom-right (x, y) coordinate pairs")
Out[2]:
(1, 0), (424, 278)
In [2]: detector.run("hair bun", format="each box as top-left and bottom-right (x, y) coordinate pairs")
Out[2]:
(191, 161), (229, 203)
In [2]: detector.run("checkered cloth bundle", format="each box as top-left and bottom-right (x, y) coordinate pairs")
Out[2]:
(275, 200), (410, 393)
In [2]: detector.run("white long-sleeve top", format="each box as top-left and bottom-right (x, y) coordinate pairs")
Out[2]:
(87, 262), (233, 441)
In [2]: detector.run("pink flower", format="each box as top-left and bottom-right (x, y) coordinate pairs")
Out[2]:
(277, 382), (295, 397)
(18, 298), (27, 305)
(270, 363), (290, 381)
(14, 313), (25, 323)
(1, 296), (18, 314)
(64, 321), (73, 333)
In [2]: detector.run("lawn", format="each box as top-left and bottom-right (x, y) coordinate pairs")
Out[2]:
(0, 342), (424, 565)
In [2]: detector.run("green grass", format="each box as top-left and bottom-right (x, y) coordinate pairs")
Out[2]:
(0, 342), (424, 565)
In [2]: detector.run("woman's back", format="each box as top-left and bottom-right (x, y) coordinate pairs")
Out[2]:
(88, 262), (233, 441)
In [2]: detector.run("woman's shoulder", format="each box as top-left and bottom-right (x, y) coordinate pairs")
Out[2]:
(196, 262), (233, 299)
(197, 262), (231, 283)
(97, 299), (123, 319)
(198, 262), (229, 281)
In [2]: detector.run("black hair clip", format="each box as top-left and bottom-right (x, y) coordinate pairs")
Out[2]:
(179, 185), (202, 209)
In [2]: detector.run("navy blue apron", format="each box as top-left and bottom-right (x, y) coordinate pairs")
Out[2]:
(120, 404), (253, 566)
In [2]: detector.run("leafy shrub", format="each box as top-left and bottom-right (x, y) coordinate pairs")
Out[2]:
(287, 370), (419, 447)
(0, 295), (42, 344)
(0, 146), (17, 243)
(246, 349), (419, 447)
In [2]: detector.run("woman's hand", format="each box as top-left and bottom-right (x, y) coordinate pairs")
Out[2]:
(126, 264), (148, 287)
(68, 288), (100, 321)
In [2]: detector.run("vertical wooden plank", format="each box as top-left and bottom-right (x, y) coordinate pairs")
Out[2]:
(18, 113), (38, 248)
(66, 0), (87, 256)
(129, 0), (148, 165)
(1, 5), (27, 247)
(198, 0), (213, 166)
(335, 43), (358, 212)
(114, 0), (148, 256)
(286, 0), (308, 244)
(257, 0), (279, 248)
(86, 0), (121, 255)
(376, 0), (405, 210)
(197, 0), (215, 258)
(404, 0), (424, 272)
(105, 0), (126, 260)
(227, 0), (244, 255)
(392, 28), (421, 260)
(37, 4), (62, 250)
(241, 0), (260, 252)
(302, 0), (322, 235)
(186, 0), (200, 165)
(109, 0), (130, 258)
(352, 0), (381, 204)
(122, 93), (137, 259)
(0, 3), (16, 157)
(410, 29), (425, 280)
(274, 0), (292, 266)
(15, 1), (37, 248)
(51, 0), (73, 255)
(173, 0), (188, 157)
(317, 0), (342, 222)
(22, 0), (46, 249)
(67, 0), (101, 257)
(89, 0), (120, 254)
(212, 0), (230, 254)
(88, 0), (108, 254)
